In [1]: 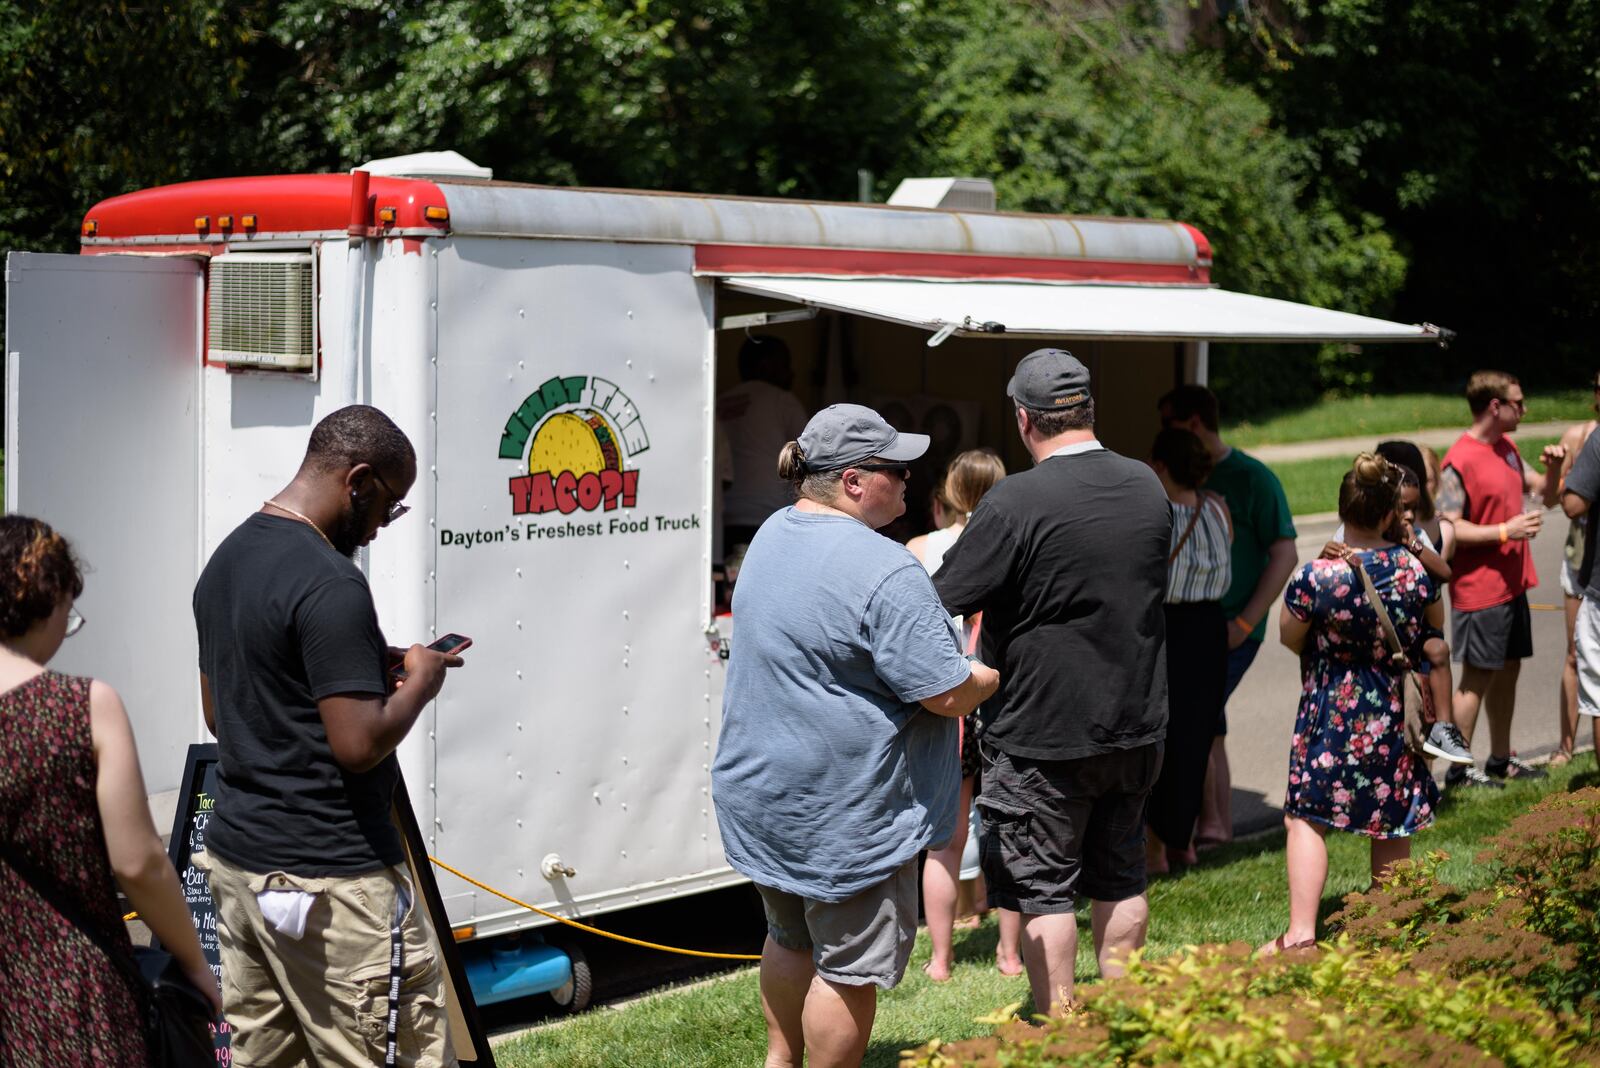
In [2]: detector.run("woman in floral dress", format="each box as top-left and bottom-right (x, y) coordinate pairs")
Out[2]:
(1261, 454), (1440, 953)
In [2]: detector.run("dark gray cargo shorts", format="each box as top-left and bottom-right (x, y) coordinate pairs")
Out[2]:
(976, 742), (1162, 914)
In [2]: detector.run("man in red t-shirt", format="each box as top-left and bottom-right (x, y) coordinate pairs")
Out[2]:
(1437, 370), (1564, 787)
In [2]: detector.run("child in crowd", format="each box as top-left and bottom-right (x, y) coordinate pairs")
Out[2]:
(1322, 442), (1473, 764)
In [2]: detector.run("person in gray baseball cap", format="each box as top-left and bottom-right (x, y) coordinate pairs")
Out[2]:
(935, 347), (1172, 1016)
(712, 402), (1000, 1067)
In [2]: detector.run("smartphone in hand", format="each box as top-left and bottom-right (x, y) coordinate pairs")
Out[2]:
(391, 634), (472, 680)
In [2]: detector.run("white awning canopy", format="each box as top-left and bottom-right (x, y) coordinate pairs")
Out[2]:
(723, 276), (1448, 345)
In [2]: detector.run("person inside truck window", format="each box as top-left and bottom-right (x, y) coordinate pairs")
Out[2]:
(712, 403), (999, 1068)
(717, 334), (810, 555)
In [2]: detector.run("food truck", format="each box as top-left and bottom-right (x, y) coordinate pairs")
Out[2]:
(2, 150), (1444, 1008)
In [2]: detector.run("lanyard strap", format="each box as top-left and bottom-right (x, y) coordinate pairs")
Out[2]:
(385, 894), (405, 1067)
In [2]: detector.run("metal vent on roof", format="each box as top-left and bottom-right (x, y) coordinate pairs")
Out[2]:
(207, 253), (315, 371)
(887, 177), (998, 213)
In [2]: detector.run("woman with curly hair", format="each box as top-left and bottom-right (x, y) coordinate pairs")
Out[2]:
(1261, 455), (1440, 954)
(0, 516), (220, 1063)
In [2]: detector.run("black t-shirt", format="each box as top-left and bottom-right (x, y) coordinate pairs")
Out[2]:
(934, 447), (1171, 761)
(193, 513), (401, 875)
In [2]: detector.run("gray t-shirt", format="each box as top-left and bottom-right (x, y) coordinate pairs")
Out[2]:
(712, 507), (968, 902)
(1564, 429), (1600, 598)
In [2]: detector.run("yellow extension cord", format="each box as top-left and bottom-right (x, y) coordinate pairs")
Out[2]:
(125, 856), (761, 963)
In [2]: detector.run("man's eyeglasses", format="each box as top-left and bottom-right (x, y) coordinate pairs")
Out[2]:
(1495, 397), (1526, 412)
(65, 606), (85, 638)
(854, 463), (912, 480)
(371, 470), (412, 527)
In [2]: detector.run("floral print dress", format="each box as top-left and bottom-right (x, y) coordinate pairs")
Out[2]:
(1282, 548), (1438, 839)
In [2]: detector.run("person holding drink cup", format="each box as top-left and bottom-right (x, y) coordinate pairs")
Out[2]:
(1436, 371), (1565, 787)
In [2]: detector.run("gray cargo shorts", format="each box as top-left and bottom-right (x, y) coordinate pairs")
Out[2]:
(754, 858), (919, 989)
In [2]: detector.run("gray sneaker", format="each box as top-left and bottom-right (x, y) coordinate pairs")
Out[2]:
(1445, 764), (1506, 790)
(1423, 722), (1475, 765)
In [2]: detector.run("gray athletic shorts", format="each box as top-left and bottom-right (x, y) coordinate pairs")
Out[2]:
(1451, 593), (1533, 670)
(755, 858), (918, 989)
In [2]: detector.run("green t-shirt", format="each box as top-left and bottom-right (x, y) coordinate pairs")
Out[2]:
(1207, 447), (1297, 642)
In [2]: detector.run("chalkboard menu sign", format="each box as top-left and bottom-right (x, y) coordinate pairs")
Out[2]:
(162, 742), (232, 1062)
(159, 743), (495, 1065)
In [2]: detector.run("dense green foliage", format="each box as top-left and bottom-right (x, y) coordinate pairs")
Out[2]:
(1221, 0), (1600, 391)
(2, 2), (1594, 417)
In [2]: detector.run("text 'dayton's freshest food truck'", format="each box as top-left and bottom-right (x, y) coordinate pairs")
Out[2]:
(3, 150), (1445, 1007)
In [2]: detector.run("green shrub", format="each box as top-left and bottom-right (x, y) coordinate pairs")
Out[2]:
(1331, 787), (1600, 1023)
(899, 940), (1592, 1067)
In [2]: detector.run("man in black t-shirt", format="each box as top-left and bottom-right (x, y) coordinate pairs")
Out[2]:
(192, 405), (462, 1066)
(936, 349), (1170, 1017)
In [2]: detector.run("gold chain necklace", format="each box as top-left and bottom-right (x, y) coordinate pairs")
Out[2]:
(263, 499), (335, 550)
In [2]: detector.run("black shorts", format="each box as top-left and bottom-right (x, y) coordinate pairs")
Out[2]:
(1451, 593), (1533, 670)
(976, 742), (1163, 914)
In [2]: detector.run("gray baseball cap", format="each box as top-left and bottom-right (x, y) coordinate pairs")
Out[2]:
(798, 404), (930, 471)
(1007, 348), (1092, 409)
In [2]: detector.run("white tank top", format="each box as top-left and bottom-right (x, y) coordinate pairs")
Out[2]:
(921, 524), (963, 575)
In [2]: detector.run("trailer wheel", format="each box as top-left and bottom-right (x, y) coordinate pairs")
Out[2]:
(549, 945), (593, 1013)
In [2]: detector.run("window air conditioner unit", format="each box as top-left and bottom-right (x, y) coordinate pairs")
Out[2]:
(207, 252), (315, 371)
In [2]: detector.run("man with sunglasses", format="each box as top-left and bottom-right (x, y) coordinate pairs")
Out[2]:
(192, 404), (462, 1066)
(1438, 370), (1564, 788)
(935, 349), (1171, 1016)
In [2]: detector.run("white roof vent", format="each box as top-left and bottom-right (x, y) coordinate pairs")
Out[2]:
(357, 150), (494, 182)
(887, 177), (997, 213)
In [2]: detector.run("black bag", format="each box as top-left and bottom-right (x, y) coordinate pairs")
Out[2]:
(2, 845), (215, 1067)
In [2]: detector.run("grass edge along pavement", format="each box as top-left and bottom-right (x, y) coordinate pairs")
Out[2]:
(1272, 434), (1561, 518)
(1222, 389), (1596, 450)
(492, 759), (1595, 1067)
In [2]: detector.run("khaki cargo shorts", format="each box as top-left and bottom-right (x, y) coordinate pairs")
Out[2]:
(196, 848), (457, 1068)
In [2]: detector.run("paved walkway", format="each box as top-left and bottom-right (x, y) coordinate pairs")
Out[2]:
(1250, 419), (1570, 464)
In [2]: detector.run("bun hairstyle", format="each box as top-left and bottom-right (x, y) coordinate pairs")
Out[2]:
(1151, 428), (1214, 490)
(1338, 452), (1404, 531)
(0, 516), (84, 639)
(942, 448), (1006, 516)
(777, 440), (845, 503)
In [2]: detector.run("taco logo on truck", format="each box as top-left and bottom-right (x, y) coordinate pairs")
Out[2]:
(499, 375), (650, 516)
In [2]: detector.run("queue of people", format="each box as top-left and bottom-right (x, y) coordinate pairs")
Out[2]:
(4, 356), (1587, 1067)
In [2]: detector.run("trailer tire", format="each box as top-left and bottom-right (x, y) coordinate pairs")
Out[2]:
(549, 944), (593, 1013)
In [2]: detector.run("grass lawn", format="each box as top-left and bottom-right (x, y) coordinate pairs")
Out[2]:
(1273, 434), (1561, 517)
(1224, 390), (1595, 449)
(491, 758), (1596, 1067)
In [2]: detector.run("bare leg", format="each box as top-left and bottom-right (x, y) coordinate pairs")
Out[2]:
(1196, 736), (1233, 843)
(1485, 658), (1522, 761)
(1424, 638), (1454, 727)
(1090, 895), (1149, 979)
(1144, 826), (1169, 875)
(921, 776), (974, 981)
(1560, 595), (1581, 761)
(1019, 911), (1079, 1016)
(1261, 815), (1327, 950)
(996, 908), (1024, 975)
(1453, 663), (1494, 747)
(760, 936), (813, 1068)
(1370, 836), (1410, 886)
(802, 977), (877, 1068)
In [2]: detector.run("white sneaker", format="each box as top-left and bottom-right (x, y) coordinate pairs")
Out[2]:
(1423, 722), (1475, 765)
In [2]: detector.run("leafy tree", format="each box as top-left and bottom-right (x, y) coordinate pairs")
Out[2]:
(906, 0), (1407, 412)
(1220, 0), (1600, 387)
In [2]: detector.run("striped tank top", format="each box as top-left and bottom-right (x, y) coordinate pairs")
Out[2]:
(1167, 493), (1232, 604)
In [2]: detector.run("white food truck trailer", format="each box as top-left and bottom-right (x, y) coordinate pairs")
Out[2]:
(3, 150), (1444, 1009)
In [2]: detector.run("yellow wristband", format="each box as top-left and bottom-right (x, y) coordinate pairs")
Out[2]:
(1500, 522), (1509, 544)
(1235, 615), (1253, 633)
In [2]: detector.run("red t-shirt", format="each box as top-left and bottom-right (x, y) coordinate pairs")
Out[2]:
(1442, 433), (1537, 610)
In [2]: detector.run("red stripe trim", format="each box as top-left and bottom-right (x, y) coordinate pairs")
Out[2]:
(1179, 223), (1213, 265)
(695, 245), (1208, 284)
